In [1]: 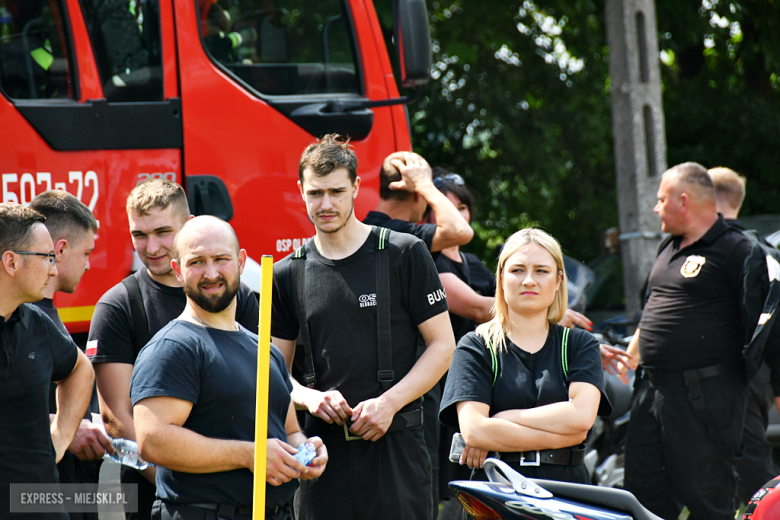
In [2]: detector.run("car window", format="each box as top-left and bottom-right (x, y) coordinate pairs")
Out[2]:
(199, 0), (360, 96)
(79, 0), (163, 102)
(0, 0), (75, 100)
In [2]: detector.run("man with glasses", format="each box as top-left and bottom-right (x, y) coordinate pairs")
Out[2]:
(30, 190), (112, 520)
(0, 203), (95, 519)
(363, 151), (473, 254)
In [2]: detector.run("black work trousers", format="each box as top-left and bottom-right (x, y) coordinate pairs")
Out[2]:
(56, 453), (102, 520)
(296, 413), (432, 520)
(422, 380), (442, 519)
(152, 500), (290, 520)
(735, 365), (778, 505)
(625, 369), (748, 520)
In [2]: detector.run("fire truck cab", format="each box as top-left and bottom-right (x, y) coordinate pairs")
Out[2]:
(0, 0), (429, 334)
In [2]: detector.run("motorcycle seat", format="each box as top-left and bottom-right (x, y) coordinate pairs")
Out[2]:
(532, 479), (663, 520)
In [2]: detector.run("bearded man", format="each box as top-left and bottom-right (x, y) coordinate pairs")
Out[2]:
(130, 216), (327, 520)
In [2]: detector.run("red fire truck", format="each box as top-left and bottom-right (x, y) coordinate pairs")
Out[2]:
(0, 0), (430, 335)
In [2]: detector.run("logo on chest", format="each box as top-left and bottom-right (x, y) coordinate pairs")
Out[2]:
(359, 293), (377, 308)
(680, 255), (706, 278)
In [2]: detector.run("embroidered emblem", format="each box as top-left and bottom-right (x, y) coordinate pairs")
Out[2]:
(681, 255), (706, 278)
(28, 352), (35, 360)
(359, 294), (377, 308)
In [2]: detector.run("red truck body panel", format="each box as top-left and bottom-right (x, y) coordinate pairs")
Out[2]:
(0, 0), (409, 333)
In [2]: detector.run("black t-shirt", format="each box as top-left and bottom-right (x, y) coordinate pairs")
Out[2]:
(88, 268), (259, 365)
(272, 228), (449, 406)
(0, 304), (79, 520)
(363, 211), (438, 254)
(130, 321), (295, 508)
(639, 217), (768, 370)
(33, 298), (96, 417)
(439, 326), (610, 430)
(464, 253), (496, 298)
(435, 252), (496, 343)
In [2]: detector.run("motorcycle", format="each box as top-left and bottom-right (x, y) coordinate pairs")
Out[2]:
(449, 458), (662, 520)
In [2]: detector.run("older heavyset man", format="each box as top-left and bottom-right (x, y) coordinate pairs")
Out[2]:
(622, 162), (771, 520)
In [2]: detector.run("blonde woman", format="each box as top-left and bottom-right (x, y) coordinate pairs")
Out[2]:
(439, 228), (611, 484)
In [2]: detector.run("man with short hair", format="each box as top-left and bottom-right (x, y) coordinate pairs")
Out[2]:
(30, 190), (112, 520)
(363, 153), (471, 517)
(131, 216), (326, 520)
(709, 166), (747, 218)
(272, 135), (456, 520)
(88, 180), (259, 520)
(363, 151), (473, 253)
(0, 203), (95, 519)
(708, 166), (780, 505)
(622, 162), (770, 520)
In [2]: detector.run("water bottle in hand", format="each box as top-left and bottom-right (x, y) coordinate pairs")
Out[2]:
(293, 442), (316, 466)
(103, 438), (151, 470)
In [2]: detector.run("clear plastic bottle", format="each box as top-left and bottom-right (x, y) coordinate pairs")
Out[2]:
(103, 438), (151, 470)
(293, 442), (316, 466)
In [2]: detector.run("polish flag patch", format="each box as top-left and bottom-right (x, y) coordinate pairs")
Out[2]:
(86, 340), (98, 357)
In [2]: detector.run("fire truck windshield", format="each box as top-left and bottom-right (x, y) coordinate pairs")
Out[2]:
(199, 0), (361, 97)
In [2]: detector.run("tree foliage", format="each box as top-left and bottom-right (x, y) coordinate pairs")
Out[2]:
(656, 0), (780, 217)
(375, 0), (780, 268)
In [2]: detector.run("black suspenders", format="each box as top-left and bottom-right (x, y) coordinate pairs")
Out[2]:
(374, 227), (394, 391)
(122, 274), (152, 359)
(291, 227), (394, 392)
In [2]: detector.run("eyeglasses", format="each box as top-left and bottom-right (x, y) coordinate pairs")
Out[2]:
(12, 250), (56, 266)
(433, 173), (465, 188)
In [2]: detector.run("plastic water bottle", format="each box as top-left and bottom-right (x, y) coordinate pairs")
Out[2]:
(103, 438), (151, 470)
(293, 442), (316, 466)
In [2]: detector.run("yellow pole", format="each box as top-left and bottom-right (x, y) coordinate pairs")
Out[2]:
(253, 255), (274, 518)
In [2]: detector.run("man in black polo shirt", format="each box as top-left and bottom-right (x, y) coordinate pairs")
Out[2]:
(131, 216), (326, 520)
(0, 203), (95, 519)
(88, 180), (259, 520)
(30, 190), (112, 520)
(622, 162), (769, 520)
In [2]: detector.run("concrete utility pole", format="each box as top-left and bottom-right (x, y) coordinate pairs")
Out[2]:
(605, 0), (666, 318)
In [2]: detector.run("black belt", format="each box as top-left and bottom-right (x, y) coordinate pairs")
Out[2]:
(188, 503), (254, 519)
(493, 446), (585, 466)
(643, 361), (738, 386)
(343, 408), (423, 441)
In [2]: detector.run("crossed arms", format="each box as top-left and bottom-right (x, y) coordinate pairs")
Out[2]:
(455, 382), (600, 468)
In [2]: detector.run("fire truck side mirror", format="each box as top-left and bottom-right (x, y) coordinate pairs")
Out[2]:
(394, 0), (432, 88)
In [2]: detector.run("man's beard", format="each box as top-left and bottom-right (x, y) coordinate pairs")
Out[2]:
(183, 273), (240, 314)
(315, 201), (354, 235)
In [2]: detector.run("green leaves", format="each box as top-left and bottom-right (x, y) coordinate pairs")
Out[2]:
(376, 0), (780, 268)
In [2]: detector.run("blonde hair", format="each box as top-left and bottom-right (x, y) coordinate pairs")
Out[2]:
(476, 228), (568, 352)
(126, 179), (189, 221)
(708, 167), (746, 215)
